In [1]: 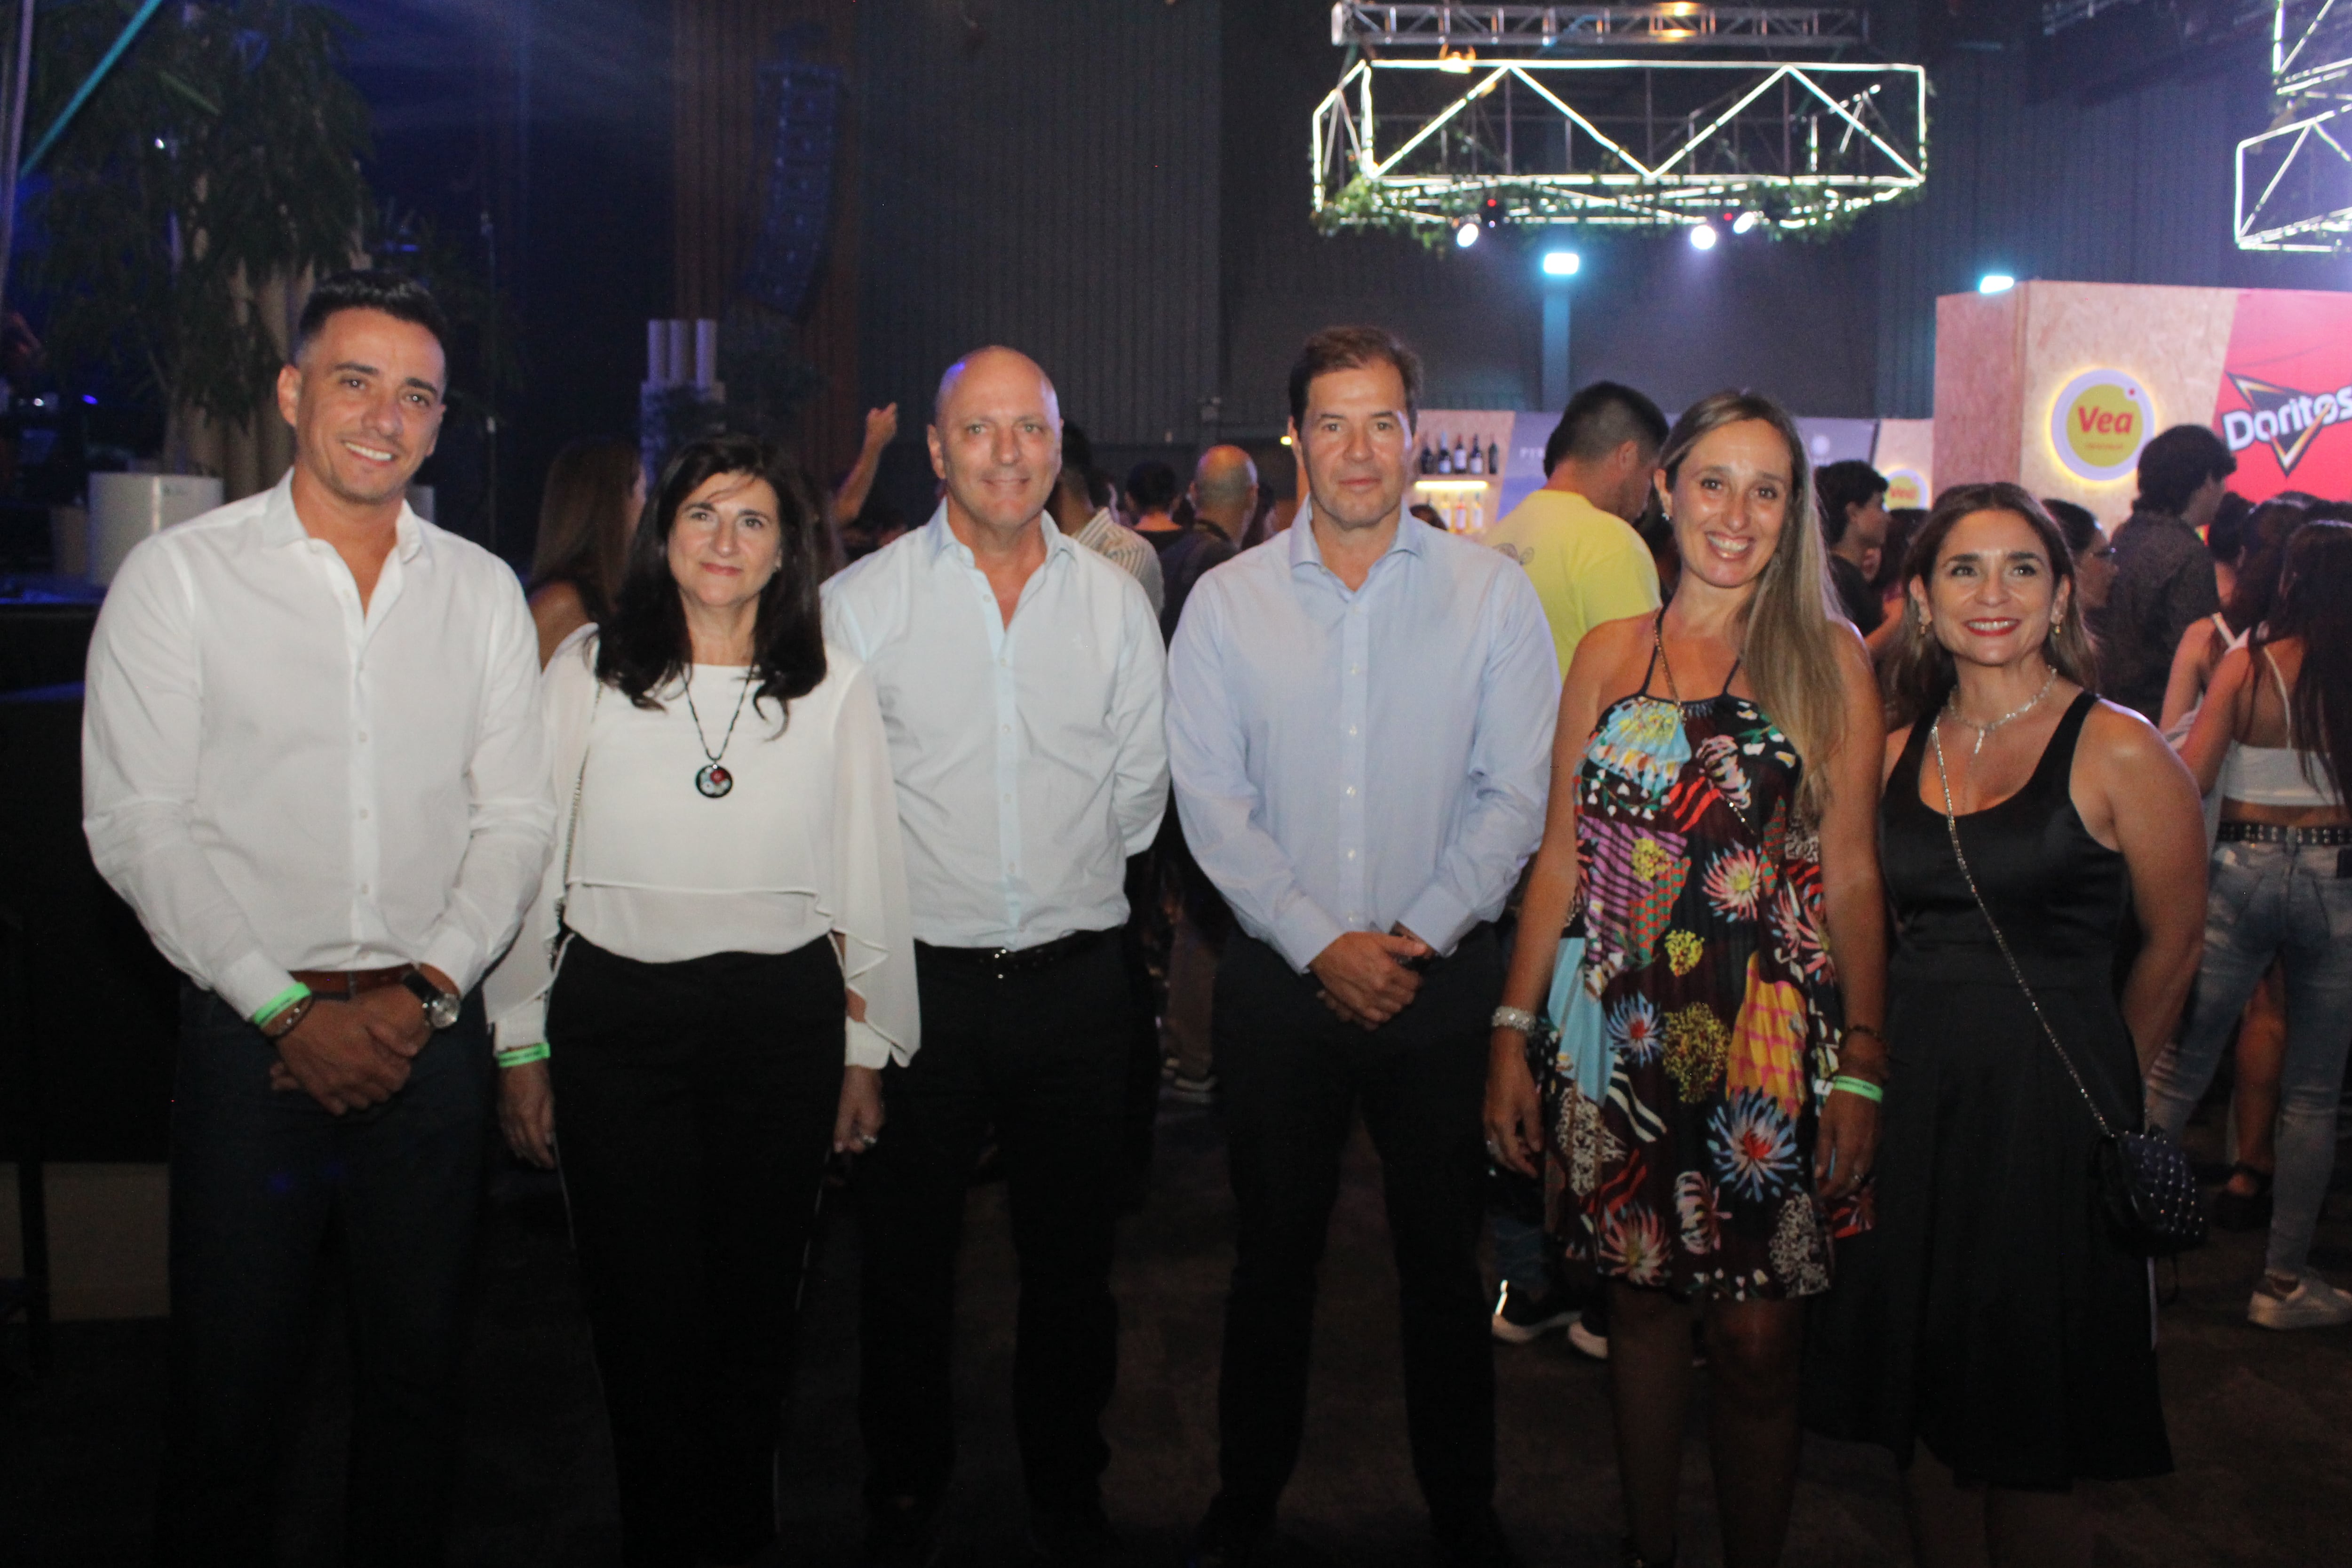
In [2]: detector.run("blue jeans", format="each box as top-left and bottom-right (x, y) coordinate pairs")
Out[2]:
(155, 985), (491, 1567)
(2145, 839), (2352, 1279)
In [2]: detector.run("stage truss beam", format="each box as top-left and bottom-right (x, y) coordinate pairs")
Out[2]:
(1312, 55), (1927, 232)
(1330, 2), (1867, 52)
(2238, 0), (2352, 250)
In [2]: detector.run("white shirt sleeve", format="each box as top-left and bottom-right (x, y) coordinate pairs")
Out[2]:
(82, 539), (291, 1019)
(415, 574), (556, 995)
(830, 662), (920, 1067)
(483, 631), (596, 1048)
(1108, 576), (1171, 857)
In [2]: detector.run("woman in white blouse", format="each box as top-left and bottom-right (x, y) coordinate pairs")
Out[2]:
(485, 433), (917, 1568)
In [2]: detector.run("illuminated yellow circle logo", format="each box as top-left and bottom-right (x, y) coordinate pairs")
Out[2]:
(1883, 468), (1926, 509)
(2049, 369), (2156, 484)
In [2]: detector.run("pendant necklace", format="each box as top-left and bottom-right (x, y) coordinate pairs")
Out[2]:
(683, 667), (752, 799)
(1942, 665), (2057, 759)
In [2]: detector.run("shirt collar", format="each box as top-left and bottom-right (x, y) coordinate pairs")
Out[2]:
(922, 501), (1076, 568)
(1287, 505), (1428, 575)
(258, 469), (427, 561)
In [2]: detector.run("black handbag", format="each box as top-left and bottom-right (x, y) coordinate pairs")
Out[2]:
(1929, 724), (2208, 1258)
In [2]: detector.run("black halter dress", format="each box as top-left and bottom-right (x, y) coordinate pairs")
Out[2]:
(1806, 690), (2171, 1486)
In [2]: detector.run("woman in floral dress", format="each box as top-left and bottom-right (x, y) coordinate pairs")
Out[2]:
(1486, 391), (1888, 1568)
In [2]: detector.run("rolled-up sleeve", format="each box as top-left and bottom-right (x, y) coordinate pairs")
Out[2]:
(1395, 567), (1558, 952)
(82, 541), (290, 1019)
(1168, 582), (1344, 972)
(418, 580), (556, 995)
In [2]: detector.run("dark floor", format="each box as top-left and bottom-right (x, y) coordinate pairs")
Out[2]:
(4, 1088), (2350, 1568)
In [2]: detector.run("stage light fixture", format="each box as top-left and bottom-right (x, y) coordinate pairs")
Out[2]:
(1542, 250), (1580, 276)
(1689, 223), (1718, 251)
(1979, 273), (2016, 294)
(1732, 211), (1762, 235)
(1454, 219), (1481, 249)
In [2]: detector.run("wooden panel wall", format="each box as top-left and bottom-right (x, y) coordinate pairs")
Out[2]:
(672, 0), (861, 482)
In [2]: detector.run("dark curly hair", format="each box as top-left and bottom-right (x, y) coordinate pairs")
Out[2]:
(596, 433), (827, 725)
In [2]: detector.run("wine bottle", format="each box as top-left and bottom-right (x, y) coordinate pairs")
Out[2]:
(1435, 434), (1452, 474)
(1488, 440), (1501, 475)
(1452, 432), (1468, 472)
(1418, 438), (1433, 475)
(1467, 439), (1485, 475)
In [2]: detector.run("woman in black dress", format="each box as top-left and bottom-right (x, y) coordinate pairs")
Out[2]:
(1810, 484), (2206, 1567)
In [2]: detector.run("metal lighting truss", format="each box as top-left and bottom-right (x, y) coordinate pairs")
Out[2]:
(1313, 3), (1927, 232)
(2236, 0), (2352, 251)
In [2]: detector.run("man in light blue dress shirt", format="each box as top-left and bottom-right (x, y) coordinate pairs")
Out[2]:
(1168, 327), (1557, 1568)
(822, 347), (1168, 1566)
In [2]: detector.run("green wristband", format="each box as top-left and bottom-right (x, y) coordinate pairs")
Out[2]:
(494, 1042), (550, 1068)
(251, 982), (312, 1028)
(1830, 1074), (1884, 1105)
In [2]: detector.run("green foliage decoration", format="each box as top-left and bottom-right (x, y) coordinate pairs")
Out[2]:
(23, 0), (372, 432)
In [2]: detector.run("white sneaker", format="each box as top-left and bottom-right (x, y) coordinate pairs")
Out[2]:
(2248, 1272), (2352, 1330)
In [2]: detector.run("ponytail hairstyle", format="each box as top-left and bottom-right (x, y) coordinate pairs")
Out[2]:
(2257, 520), (2352, 799)
(1879, 482), (2099, 729)
(1657, 389), (1844, 821)
(596, 433), (828, 724)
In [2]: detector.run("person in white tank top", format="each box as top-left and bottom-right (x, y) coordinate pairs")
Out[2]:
(2151, 520), (2352, 1331)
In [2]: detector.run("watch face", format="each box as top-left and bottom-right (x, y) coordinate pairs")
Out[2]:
(427, 992), (461, 1029)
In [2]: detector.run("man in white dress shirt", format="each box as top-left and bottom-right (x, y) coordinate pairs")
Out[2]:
(823, 347), (1168, 1566)
(81, 271), (552, 1566)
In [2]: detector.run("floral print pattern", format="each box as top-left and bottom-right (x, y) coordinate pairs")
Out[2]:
(1547, 687), (1865, 1301)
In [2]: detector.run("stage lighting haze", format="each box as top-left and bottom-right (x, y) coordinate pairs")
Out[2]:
(1542, 251), (1580, 276)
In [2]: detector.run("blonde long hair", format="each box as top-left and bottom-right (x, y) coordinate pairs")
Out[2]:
(1660, 390), (1847, 822)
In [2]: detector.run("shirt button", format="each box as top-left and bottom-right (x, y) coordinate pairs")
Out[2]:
(1347, 849), (1357, 860)
(1348, 725), (1358, 736)
(1345, 785), (1357, 797)
(358, 883), (370, 895)
(357, 731), (368, 743)
(358, 809), (369, 820)
(1349, 665), (1360, 675)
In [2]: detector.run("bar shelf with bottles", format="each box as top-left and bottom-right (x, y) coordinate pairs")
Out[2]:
(1412, 410), (1511, 534)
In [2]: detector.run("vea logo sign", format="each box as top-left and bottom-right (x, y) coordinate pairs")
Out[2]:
(2049, 369), (2153, 484)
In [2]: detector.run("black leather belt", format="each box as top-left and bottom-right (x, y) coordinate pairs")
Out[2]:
(917, 928), (1110, 978)
(2217, 821), (2352, 846)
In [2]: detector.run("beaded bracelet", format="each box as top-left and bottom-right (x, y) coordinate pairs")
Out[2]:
(1829, 1074), (1883, 1105)
(494, 1042), (551, 1068)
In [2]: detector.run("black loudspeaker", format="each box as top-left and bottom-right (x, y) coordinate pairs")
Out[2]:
(0, 686), (178, 1162)
(740, 54), (843, 321)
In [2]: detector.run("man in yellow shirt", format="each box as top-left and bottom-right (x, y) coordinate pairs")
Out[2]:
(1484, 381), (1667, 676)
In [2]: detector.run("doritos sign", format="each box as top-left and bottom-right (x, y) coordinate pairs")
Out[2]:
(2213, 290), (2352, 501)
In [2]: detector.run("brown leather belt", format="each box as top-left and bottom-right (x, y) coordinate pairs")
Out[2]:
(291, 965), (413, 999)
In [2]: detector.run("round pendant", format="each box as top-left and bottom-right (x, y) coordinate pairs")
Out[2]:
(694, 763), (733, 799)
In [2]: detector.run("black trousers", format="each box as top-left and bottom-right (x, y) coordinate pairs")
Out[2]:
(857, 934), (1129, 1514)
(548, 937), (845, 1568)
(1212, 928), (1500, 1527)
(157, 986), (490, 1568)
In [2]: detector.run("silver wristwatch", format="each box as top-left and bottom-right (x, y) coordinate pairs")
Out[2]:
(402, 967), (461, 1030)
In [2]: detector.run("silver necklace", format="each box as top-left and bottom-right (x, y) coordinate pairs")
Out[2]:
(682, 668), (752, 798)
(1941, 666), (2057, 759)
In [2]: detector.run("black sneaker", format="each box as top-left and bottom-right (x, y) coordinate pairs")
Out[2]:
(1490, 1280), (1578, 1345)
(1184, 1496), (1271, 1568)
(1432, 1507), (1525, 1568)
(1030, 1500), (1120, 1566)
(862, 1496), (943, 1568)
